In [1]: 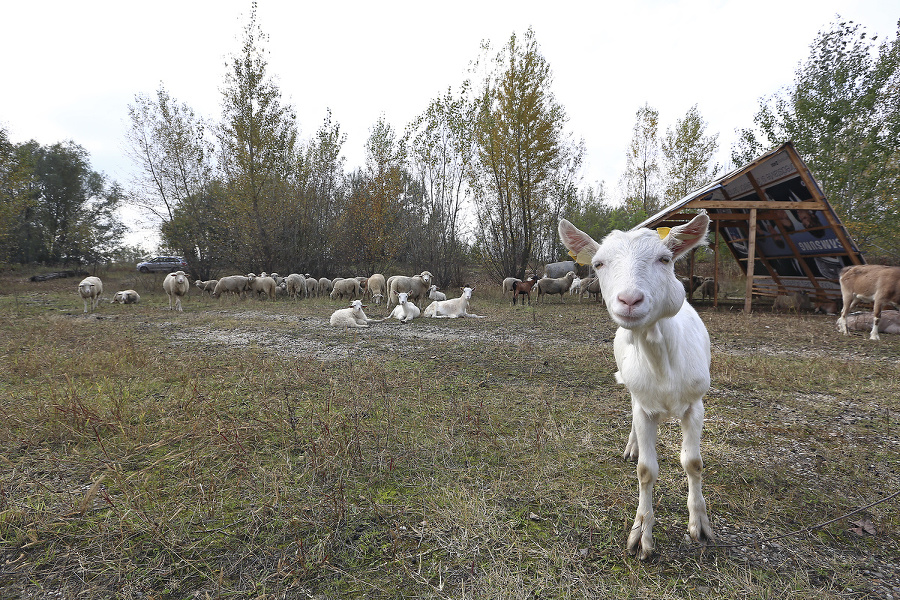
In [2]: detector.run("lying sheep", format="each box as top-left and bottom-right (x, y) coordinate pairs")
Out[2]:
(213, 275), (251, 299)
(536, 271), (576, 303)
(330, 277), (361, 301)
(367, 273), (386, 304)
(427, 285), (446, 301)
(78, 276), (103, 313)
(194, 279), (218, 296)
(772, 291), (812, 312)
(388, 292), (421, 323)
(424, 286), (484, 318)
(111, 289), (140, 304)
(330, 299), (376, 328)
(163, 271), (190, 311)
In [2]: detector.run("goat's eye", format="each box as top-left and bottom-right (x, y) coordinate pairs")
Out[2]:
(593, 261), (603, 269)
(659, 256), (671, 264)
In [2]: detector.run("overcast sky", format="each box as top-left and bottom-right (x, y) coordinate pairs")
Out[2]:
(2, 1), (897, 247)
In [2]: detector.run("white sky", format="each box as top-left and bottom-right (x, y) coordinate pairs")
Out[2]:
(2, 1), (898, 248)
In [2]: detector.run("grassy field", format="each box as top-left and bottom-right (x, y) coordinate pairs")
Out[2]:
(1, 268), (898, 599)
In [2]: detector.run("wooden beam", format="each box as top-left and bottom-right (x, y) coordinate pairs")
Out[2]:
(744, 208), (757, 313)
(689, 200), (825, 210)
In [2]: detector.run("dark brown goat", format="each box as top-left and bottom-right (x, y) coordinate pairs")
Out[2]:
(512, 275), (540, 305)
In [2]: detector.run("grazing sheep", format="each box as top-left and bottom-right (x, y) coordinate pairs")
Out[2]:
(213, 275), (250, 299)
(305, 276), (318, 298)
(249, 275), (277, 300)
(317, 277), (333, 298)
(111, 290), (140, 304)
(838, 264), (900, 341)
(558, 212), (713, 560)
(163, 270), (190, 312)
(840, 310), (900, 335)
(78, 276), (103, 313)
(330, 277), (362, 301)
(501, 277), (522, 299)
(699, 278), (719, 302)
(427, 285), (446, 302)
(387, 271), (433, 309)
(512, 275), (540, 305)
(772, 291), (812, 312)
(194, 279), (218, 296)
(285, 273), (307, 300)
(536, 271), (576, 303)
(424, 286), (484, 318)
(388, 292), (421, 323)
(544, 260), (577, 279)
(329, 299), (376, 328)
(367, 273), (386, 304)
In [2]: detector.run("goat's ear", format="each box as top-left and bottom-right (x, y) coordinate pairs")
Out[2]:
(663, 211), (710, 259)
(558, 219), (599, 265)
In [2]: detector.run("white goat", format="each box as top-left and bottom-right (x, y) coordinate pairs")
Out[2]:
(558, 212), (713, 560)
(837, 264), (900, 341)
(329, 299), (376, 328)
(423, 287), (484, 318)
(387, 271), (433, 309)
(78, 276), (103, 313)
(164, 270), (190, 312)
(427, 284), (446, 301)
(388, 292), (421, 323)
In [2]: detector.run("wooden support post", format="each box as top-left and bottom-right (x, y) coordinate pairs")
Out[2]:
(744, 208), (757, 313)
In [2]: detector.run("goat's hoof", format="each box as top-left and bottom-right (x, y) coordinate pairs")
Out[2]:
(623, 443), (639, 462)
(689, 515), (714, 545)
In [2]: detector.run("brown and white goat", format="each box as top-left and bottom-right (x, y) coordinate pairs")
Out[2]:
(837, 265), (900, 341)
(511, 275), (540, 305)
(559, 212), (713, 560)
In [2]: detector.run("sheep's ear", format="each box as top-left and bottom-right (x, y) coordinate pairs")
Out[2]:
(663, 211), (710, 259)
(558, 219), (599, 266)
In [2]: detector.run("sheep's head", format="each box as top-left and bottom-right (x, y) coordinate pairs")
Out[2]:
(558, 213), (709, 330)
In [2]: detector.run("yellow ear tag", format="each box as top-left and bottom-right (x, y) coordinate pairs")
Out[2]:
(568, 248), (596, 266)
(656, 227), (671, 240)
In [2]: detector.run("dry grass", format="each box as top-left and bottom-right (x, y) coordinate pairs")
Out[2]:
(0, 268), (898, 599)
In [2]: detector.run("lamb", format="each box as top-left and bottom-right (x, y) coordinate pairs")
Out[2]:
(163, 270), (190, 312)
(78, 276), (103, 313)
(501, 277), (522, 299)
(367, 273), (386, 304)
(558, 212), (713, 560)
(699, 278), (719, 302)
(569, 276), (583, 296)
(424, 286), (484, 318)
(837, 264), (900, 341)
(544, 260), (577, 279)
(330, 277), (362, 301)
(329, 299), (376, 328)
(194, 279), (218, 296)
(388, 292), (421, 323)
(285, 274), (307, 300)
(511, 275), (540, 305)
(213, 275), (250, 299)
(111, 289), (140, 304)
(536, 271), (576, 303)
(386, 271), (433, 309)
(772, 291), (812, 312)
(317, 277), (333, 298)
(427, 285), (446, 301)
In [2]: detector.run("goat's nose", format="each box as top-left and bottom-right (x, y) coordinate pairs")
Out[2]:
(617, 291), (644, 308)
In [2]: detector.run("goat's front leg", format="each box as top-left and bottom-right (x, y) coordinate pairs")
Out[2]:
(626, 405), (658, 560)
(681, 401), (713, 544)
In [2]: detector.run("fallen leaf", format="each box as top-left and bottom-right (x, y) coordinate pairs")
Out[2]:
(850, 519), (876, 536)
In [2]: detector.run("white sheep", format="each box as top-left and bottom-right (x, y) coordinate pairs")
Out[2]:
(423, 286), (484, 318)
(558, 212), (713, 560)
(248, 274), (277, 300)
(536, 271), (576, 303)
(163, 270), (190, 312)
(387, 271), (433, 309)
(194, 279), (218, 296)
(305, 275), (318, 298)
(427, 284), (446, 301)
(501, 277), (522, 299)
(330, 277), (361, 301)
(388, 292), (421, 323)
(317, 277), (333, 298)
(329, 299), (376, 328)
(213, 275), (251, 299)
(285, 273), (307, 300)
(78, 276), (103, 313)
(111, 289), (140, 304)
(367, 273), (386, 304)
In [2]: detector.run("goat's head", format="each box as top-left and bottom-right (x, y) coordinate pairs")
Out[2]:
(460, 287), (474, 299)
(398, 292), (409, 304)
(558, 212), (709, 329)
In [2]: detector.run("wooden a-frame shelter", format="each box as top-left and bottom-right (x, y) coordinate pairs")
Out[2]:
(635, 142), (865, 312)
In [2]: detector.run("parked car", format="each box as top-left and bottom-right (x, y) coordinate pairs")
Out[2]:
(136, 256), (188, 273)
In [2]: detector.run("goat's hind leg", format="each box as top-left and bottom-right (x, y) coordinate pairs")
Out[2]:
(681, 401), (713, 544)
